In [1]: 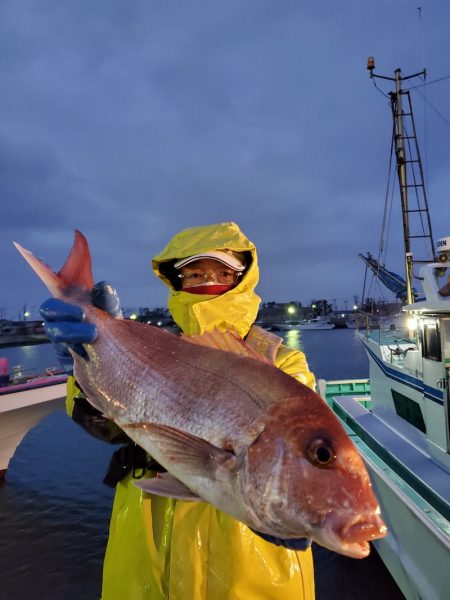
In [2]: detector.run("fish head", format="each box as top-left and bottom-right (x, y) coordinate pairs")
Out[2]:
(242, 389), (387, 558)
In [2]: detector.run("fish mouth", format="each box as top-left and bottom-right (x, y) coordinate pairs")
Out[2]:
(322, 538), (371, 559)
(314, 511), (388, 559)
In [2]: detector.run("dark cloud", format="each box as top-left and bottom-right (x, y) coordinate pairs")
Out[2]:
(1, 0), (449, 318)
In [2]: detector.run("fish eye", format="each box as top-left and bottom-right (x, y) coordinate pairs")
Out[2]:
(305, 438), (336, 468)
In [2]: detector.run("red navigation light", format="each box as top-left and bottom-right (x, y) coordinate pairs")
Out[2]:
(367, 57), (375, 71)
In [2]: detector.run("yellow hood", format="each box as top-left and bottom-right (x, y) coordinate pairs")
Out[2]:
(152, 222), (261, 337)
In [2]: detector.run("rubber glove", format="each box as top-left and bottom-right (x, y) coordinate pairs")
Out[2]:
(251, 529), (311, 551)
(40, 281), (121, 374)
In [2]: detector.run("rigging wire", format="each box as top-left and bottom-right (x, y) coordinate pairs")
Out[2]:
(417, 6), (426, 75)
(384, 158), (396, 270)
(377, 129), (395, 267)
(416, 5), (429, 197)
(407, 85), (450, 129)
(408, 74), (450, 89)
(360, 129), (397, 310)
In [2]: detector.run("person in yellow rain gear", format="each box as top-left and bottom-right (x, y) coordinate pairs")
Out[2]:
(40, 221), (316, 600)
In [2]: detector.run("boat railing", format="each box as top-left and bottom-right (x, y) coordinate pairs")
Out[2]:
(360, 326), (419, 364)
(3, 364), (64, 386)
(354, 311), (395, 333)
(382, 342), (418, 365)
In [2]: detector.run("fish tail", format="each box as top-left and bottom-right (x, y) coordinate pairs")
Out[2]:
(14, 230), (94, 298)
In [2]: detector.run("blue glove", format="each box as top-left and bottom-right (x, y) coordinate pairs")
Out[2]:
(251, 529), (311, 551)
(91, 281), (122, 318)
(40, 281), (121, 374)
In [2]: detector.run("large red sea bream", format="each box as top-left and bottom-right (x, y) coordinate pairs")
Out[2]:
(14, 230), (387, 558)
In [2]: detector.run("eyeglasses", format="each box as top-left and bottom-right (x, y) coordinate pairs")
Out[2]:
(178, 269), (243, 285)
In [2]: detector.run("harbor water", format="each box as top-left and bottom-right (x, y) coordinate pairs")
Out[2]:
(0, 329), (404, 599)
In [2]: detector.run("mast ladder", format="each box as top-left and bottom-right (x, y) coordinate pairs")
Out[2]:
(366, 59), (437, 305)
(389, 87), (436, 278)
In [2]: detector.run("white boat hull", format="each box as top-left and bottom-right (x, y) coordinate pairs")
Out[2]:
(0, 381), (66, 474)
(369, 452), (450, 600)
(297, 323), (335, 330)
(325, 388), (450, 600)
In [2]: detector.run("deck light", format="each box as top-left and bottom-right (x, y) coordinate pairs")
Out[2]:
(407, 318), (418, 331)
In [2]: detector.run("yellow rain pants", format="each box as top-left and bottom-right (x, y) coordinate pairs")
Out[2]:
(102, 480), (314, 600)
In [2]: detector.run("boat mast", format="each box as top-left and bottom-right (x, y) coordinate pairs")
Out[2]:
(367, 58), (436, 305)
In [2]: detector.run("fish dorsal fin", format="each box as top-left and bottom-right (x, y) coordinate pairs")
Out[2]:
(182, 329), (272, 364)
(14, 230), (94, 298)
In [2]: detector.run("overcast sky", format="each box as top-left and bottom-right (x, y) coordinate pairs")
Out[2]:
(2, 0), (449, 319)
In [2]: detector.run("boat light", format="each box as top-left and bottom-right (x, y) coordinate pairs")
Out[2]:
(130, 313), (138, 320)
(367, 56), (375, 71)
(407, 318), (418, 331)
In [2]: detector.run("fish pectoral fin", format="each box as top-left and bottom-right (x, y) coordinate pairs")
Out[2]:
(134, 472), (201, 501)
(124, 422), (237, 476)
(181, 329), (271, 364)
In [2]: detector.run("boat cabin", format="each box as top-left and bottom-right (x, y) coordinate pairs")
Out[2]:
(365, 243), (450, 465)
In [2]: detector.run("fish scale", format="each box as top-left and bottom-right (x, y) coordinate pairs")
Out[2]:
(77, 311), (272, 449)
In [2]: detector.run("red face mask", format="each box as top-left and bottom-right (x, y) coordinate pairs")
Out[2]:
(182, 282), (235, 295)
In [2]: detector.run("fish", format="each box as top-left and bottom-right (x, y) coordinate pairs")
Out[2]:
(14, 230), (387, 558)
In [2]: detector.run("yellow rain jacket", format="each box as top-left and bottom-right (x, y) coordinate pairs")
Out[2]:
(67, 221), (316, 600)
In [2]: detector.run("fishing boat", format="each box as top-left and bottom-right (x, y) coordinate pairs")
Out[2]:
(263, 321), (299, 331)
(297, 316), (335, 330)
(319, 61), (450, 600)
(0, 357), (67, 478)
(0, 319), (49, 348)
(265, 317), (335, 331)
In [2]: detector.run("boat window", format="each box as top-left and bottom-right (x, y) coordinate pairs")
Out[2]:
(391, 390), (426, 433)
(422, 323), (441, 362)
